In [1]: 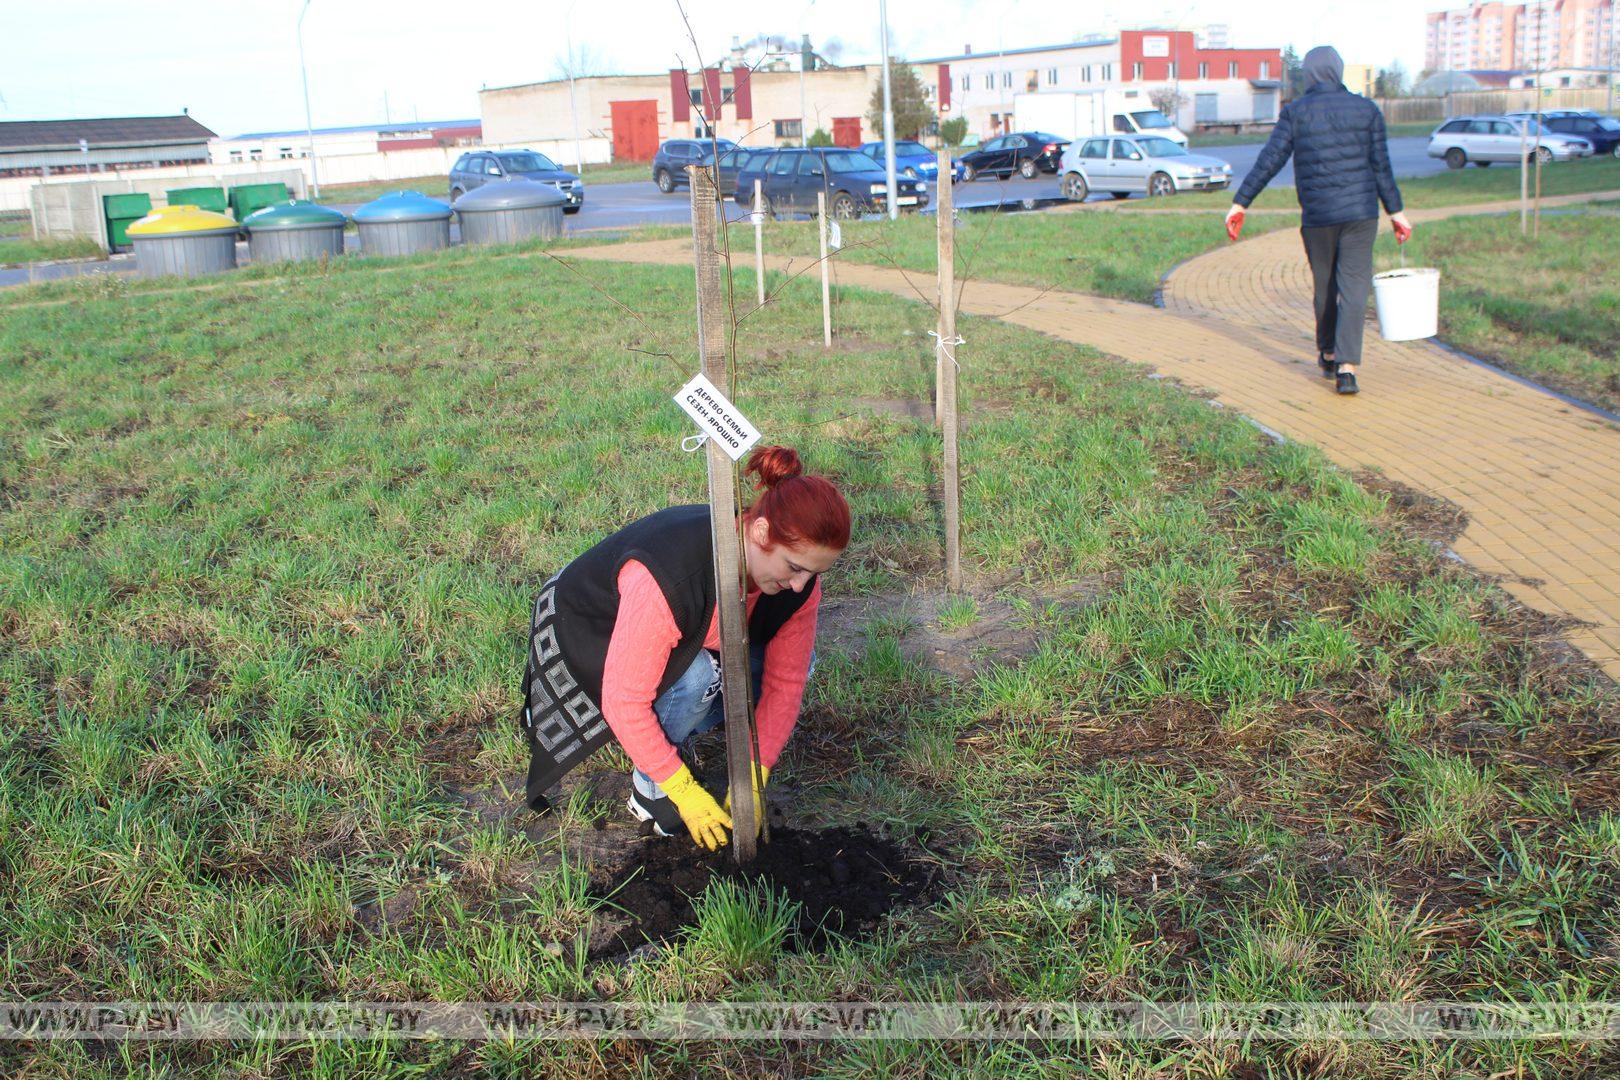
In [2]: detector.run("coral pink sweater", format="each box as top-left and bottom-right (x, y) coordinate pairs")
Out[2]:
(600, 560), (820, 783)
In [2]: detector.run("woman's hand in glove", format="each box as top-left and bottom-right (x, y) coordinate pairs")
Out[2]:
(725, 764), (770, 839)
(660, 765), (732, 851)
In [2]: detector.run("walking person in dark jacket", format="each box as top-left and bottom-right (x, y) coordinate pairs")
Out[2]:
(1224, 45), (1412, 395)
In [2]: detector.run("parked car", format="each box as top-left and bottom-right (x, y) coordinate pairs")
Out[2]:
(1058, 136), (1232, 200)
(448, 150), (583, 213)
(754, 148), (929, 219)
(652, 138), (738, 193)
(954, 132), (1069, 180)
(1427, 116), (1592, 168)
(715, 147), (773, 200)
(859, 140), (943, 179)
(1539, 113), (1620, 158)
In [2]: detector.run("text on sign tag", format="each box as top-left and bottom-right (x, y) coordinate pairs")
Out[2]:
(674, 373), (762, 461)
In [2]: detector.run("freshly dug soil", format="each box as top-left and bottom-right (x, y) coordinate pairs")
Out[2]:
(587, 825), (937, 958)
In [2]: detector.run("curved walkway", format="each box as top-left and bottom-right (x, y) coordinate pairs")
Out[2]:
(569, 191), (1620, 679)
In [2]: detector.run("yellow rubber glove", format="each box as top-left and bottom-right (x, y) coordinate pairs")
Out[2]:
(725, 764), (770, 839)
(660, 765), (732, 851)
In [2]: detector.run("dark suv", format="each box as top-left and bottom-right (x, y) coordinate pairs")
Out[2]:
(755, 148), (929, 219)
(652, 138), (738, 193)
(449, 150), (583, 213)
(1541, 113), (1620, 157)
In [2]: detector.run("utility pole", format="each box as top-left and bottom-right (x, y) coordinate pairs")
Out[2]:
(799, 0), (818, 148)
(297, 0), (321, 198)
(566, 0), (584, 171)
(879, 0), (898, 219)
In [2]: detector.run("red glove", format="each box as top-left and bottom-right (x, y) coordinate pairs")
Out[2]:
(1392, 217), (1412, 245)
(1224, 205), (1245, 242)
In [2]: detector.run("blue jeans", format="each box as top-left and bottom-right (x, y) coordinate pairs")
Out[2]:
(632, 642), (813, 799)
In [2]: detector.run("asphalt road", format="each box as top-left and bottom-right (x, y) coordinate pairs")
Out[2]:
(0, 136), (1454, 288)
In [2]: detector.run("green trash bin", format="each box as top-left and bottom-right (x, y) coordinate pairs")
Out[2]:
(228, 182), (291, 222)
(103, 192), (153, 252)
(165, 186), (228, 214)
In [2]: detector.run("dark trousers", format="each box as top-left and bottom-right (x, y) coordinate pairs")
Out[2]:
(1300, 217), (1378, 367)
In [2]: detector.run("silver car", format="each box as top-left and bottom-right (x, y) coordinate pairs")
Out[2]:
(1059, 135), (1232, 200)
(1428, 115), (1591, 168)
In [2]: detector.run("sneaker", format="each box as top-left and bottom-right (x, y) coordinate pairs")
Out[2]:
(1336, 371), (1359, 395)
(627, 786), (685, 837)
(1318, 352), (1336, 378)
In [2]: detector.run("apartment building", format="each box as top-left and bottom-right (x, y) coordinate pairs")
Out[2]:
(1426, 0), (1618, 73)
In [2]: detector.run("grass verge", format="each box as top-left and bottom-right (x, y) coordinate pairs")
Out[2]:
(0, 236), (105, 266)
(1374, 207), (1620, 414)
(1116, 154), (1620, 211)
(737, 209), (1296, 304)
(0, 234), (1615, 1076)
(1189, 121), (1438, 149)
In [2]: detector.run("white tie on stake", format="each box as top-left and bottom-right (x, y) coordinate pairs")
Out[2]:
(674, 372), (762, 462)
(828, 220), (842, 251)
(928, 330), (965, 370)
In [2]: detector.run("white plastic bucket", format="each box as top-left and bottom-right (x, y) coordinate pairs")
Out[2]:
(1372, 267), (1441, 341)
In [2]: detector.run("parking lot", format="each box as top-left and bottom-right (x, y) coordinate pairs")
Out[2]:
(0, 135), (1485, 288)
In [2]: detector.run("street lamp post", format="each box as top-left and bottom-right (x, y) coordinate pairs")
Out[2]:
(566, 0), (583, 171)
(297, 0), (321, 198)
(879, 0), (897, 219)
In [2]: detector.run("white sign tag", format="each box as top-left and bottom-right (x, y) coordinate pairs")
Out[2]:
(674, 373), (762, 461)
(828, 220), (842, 250)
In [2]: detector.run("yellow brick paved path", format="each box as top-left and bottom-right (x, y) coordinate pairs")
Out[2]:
(570, 192), (1620, 679)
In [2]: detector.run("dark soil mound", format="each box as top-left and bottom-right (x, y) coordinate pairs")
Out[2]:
(587, 825), (937, 958)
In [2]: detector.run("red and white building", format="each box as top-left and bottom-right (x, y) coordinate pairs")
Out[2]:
(922, 30), (1285, 136)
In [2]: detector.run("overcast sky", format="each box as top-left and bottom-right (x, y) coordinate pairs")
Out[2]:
(3, 0), (1435, 136)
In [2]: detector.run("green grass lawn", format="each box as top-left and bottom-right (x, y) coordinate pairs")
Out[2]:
(0, 215), (30, 239)
(0, 236), (105, 266)
(1, 232), (1616, 1076)
(1374, 208), (1620, 414)
(1117, 155), (1620, 212)
(1190, 121), (1437, 149)
(743, 210), (1296, 304)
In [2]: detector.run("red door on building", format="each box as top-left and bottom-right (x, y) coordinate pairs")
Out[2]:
(610, 100), (660, 161)
(832, 117), (861, 147)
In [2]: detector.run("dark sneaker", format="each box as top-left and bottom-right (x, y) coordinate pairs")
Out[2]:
(1336, 371), (1359, 395)
(628, 786), (684, 837)
(1318, 352), (1336, 378)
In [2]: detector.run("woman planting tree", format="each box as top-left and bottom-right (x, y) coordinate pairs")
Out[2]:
(518, 445), (850, 850)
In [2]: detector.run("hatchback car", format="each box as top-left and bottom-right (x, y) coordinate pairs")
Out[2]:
(1539, 113), (1620, 157)
(755, 148), (929, 219)
(652, 138), (738, 193)
(859, 139), (944, 180)
(1427, 116), (1591, 167)
(955, 132), (1069, 181)
(715, 147), (773, 200)
(449, 150), (583, 213)
(1060, 135), (1231, 200)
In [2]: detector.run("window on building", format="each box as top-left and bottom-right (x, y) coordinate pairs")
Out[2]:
(249, 148), (263, 161)
(774, 119), (802, 140)
(1199, 62), (1209, 78)
(1002, 71), (1012, 88)
(229, 150), (242, 162)
(1103, 63), (1113, 80)
(1132, 62), (1143, 79)
(1229, 61), (1239, 77)
(690, 88), (703, 106)
(1046, 67), (1058, 85)
(1026, 70), (1038, 91)
(984, 73), (994, 89)
(1167, 63), (1176, 79)
(961, 74), (969, 90)
(1259, 61), (1271, 78)
(1081, 65), (1090, 82)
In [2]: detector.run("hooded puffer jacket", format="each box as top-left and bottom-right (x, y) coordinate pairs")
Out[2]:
(1233, 83), (1404, 228)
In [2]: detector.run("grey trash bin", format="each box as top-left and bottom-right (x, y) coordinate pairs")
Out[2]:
(353, 191), (452, 257)
(126, 205), (240, 279)
(452, 180), (566, 245)
(243, 200), (348, 263)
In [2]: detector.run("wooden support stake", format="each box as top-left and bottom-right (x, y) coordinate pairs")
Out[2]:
(936, 148), (963, 593)
(817, 190), (832, 348)
(686, 165), (761, 862)
(753, 179), (765, 307)
(1519, 121), (1529, 236)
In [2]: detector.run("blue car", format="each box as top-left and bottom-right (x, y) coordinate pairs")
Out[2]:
(754, 148), (929, 219)
(859, 139), (968, 181)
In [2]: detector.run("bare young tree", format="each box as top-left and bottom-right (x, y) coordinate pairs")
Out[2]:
(1148, 86), (1188, 118)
